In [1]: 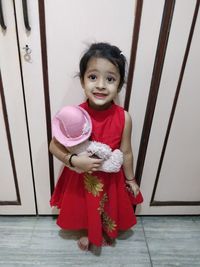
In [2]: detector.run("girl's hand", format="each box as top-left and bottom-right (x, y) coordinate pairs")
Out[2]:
(126, 179), (140, 197)
(71, 154), (103, 173)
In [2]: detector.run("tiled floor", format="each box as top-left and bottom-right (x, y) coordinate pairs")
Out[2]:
(0, 216), (200, 267)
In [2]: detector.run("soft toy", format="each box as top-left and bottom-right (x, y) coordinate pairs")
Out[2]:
(52, 105), (123, 173)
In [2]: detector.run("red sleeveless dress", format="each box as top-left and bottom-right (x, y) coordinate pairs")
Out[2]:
(50, 101), (143, 246)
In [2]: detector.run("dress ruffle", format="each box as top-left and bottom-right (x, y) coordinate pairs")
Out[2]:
(50, 167), (143, 246)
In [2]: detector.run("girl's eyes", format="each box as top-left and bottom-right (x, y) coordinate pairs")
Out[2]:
(87, 74), (116, 83)
(88, 74), (97, 80)
(107, 76), (116, 83)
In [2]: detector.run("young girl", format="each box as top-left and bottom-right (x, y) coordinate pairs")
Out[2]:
(49, 42), (143, 251)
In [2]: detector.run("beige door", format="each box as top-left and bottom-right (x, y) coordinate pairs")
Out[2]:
(0, 0), (137, 215)
(0, 0), (36, 214)
(131, 0), (200, 214)
(40, 0), (137, 214)
(1, 0), (199, 215)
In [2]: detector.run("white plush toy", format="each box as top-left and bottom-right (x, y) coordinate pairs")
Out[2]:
(52, 106), (123, 173)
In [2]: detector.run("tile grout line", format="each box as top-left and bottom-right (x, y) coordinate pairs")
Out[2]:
(141, 217), (153, 267)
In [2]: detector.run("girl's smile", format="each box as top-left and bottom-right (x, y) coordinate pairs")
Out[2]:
(93, 92), (108, 99)
(81, 57), (120, 110)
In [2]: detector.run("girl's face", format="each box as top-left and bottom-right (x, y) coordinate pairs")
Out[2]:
(81, 57), (120, 110)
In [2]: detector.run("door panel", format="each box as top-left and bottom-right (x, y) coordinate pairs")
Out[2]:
(0, 106), (17, 201)
(154, 1), (200, 203)
(44, 0), (137, 208)
(129, 0), (165, 165)
(0, 0), (36, 214)
(14, 0), (51, 214)
(134, 0), (200, 214)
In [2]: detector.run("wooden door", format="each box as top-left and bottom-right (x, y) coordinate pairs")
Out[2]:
(35, 0), (200, 215)
(1, 0), (199, 215)
(131, 0), (200, 214)
(0, 0), (36, 214)
(39, 0), (137, 214)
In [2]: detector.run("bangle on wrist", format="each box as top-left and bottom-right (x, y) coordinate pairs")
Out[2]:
(126, 177), (136, 182)
(68, 154), (77, 167)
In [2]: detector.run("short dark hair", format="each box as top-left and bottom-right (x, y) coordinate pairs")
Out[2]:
(79, 42), (126, 90)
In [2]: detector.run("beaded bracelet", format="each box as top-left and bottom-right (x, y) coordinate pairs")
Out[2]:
(68, 154), (77, 167)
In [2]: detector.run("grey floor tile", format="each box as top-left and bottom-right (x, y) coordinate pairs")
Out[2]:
(0, 216), (37, 249)
(0, 215), (38, 227)
(193, 215), (200, 224)
(0, 216), (151, 267)
(142, 216), (200, 267)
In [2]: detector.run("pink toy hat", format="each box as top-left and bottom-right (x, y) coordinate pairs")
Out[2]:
(52, 105), (92, 147)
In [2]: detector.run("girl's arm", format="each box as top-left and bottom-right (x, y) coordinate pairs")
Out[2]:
(120, 111), (140, 195)
(120, 111), (134, 179)
(49, 137), (102, 173)
(49, 137), (70, 165)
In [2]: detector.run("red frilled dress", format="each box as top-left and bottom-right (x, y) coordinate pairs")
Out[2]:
(50, 101), (143, 246)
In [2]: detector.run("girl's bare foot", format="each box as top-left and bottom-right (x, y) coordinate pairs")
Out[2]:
(77, 236), (90, 251)
(77, 235), (115, 251)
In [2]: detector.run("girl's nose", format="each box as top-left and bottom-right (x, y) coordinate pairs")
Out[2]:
(96, 78), (106, 89)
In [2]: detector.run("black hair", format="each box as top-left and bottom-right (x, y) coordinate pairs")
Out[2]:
(79, 42), (126, 90)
